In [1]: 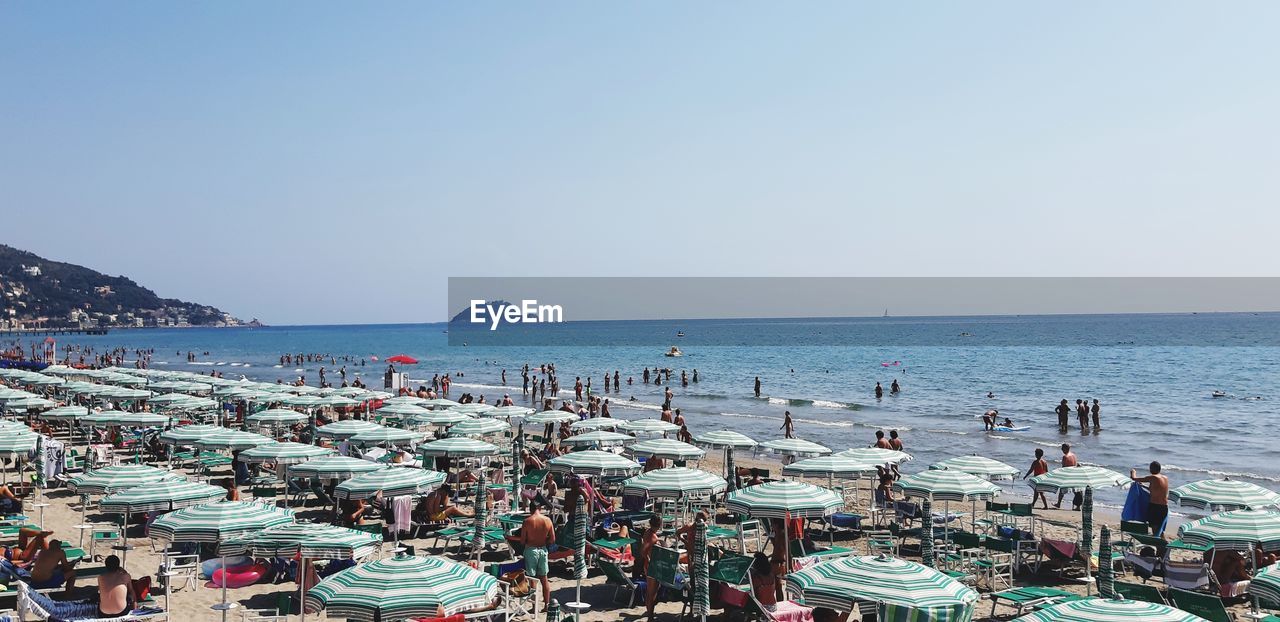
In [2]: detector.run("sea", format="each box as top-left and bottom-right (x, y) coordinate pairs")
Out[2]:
(23, 312), (1280, 514)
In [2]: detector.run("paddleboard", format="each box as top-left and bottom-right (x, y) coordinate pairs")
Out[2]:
(992, 425), (1030, 432)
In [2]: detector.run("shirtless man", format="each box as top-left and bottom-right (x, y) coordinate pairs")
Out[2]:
(519, 501), (555, 610)
(30, 539), (76, 593)
(874, 430), (891, 449)
(424, 485), (473, 521)
(2, 528), (51, 564)
(1054, 444), (1079, 509)
(635, 515), (663, 619)
(97, 555), (134, 618)
(1131, 461), (1170, 536)
(780, 411), (795, 439)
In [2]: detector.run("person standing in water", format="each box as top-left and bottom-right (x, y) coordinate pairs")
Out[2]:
(890, 379), (900, 394)
(1055, 399), (1070, 432)
(780, 411), (795, 439)
(1076, 399), (1089, 431)
(1091, 399), (1101, 430)
(754, 377), (762, 398)
(874, 382), (883, 399)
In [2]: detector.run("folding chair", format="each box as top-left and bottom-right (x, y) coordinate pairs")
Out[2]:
(599, 558), (646, 606)
(161, 553), (200, 592)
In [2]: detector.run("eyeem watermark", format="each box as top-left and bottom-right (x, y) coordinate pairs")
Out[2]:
(469, 299), (564, 330)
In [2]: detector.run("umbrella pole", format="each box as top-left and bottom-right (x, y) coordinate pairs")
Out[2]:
(298, 557), (307, 622)
(212, 553), (232, 622)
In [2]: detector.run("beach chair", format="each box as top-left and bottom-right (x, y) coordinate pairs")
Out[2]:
(599, 558), (647, 606)
(485, 560), (535, 616)
(159, 553), (200, 592)
(89, 525), (122, 562)
(1165, 560), (1211, 592)
(1169, 588), (1235, 622)
(864, 530), (898, 556)
(987, 586), (1078, 617)
(1035, 537), (1079, 577)
(736, 519), (764, 554)
(789, 538), (857, 562)
(745, 585), (812, 622)
(1112, 580), (1169, 605)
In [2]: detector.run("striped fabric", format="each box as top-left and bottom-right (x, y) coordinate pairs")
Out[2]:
(920, 497), (934, 568)
(1097, 525), (1115, 598)
(1012, 597), (1210, 621)
(349, 427), (424, 446)
(1030, 467), (1127, 495)
(411, 411), (470, 426)
(159, 424), (224, 445)
(525, 411), (578, 425)
(334, 467), (447, 500)
(549, 450), (641, 477)
(483, 406), (534, 419)
(1249, 564), (1280, 607)
(450, 404), (496, 416)
(760, 438), (832, 457)
(512, 424), (524, 500)
(315, 420), (383, 439)
(421, 398), (461, 408)
(726, 481), (843, 519)
(617, 419), (679, 434)
(237, 441), (332, 464)
(622, 467), (727, 498)
(691, 519), (710, 618)
(838, 448), (913, 464)
(568, 418), (620, 431)
(629, 439), (706, 461)
(447, 418), (509, 437)
(374, 404), (432, 419)
(878, 602), (974, 622)
(245, 408), (310, 425)
(1170, 479), (1280, 511)
(38, 406), (90, 420)
(785, 555), (978, 612)
(81, 412), (168, 427)
(67, 465), (178, 495)
(1177, 509), (1280, 552)
(192, 429), (274, 451)
(929, 456), (1018, 480)
(472, 470), (487, 557)
(560, 431), (634, 447)
(725, 446), (737, 493)
(290, 456), (387, 480)
(149, 501), (295, 543)
(100, 479), (226, 514)
(418, 437), (499, 458)
(572, 495), (588, 580)
(1081, 487), (1094, 570)
(219, 522), (381, 560)
(783, 456), (883, 479)
(693, 430), (758, 449)
(0, 431), (38, 457)
(305, 554), (499, 620)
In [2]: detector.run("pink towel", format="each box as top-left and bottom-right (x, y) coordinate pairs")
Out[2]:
(770, 601), (814, 622)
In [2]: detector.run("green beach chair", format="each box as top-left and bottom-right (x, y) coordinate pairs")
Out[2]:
(1169, 588), (1234, 622)
(1112, 580), (1168, 605)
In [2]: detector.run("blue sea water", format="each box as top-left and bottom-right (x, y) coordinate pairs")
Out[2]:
(28, 313), (1280, 511)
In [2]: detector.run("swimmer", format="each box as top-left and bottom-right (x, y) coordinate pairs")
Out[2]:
(987, 392), (995, 399)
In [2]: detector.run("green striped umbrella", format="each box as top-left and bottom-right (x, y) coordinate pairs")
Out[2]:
(838, 448), (913, 464)
(0, 431), (38, 457)
(451, 404), (496, 416)
(691, 519), (710, 621)
(149, 500), (295, 543)
(761, 438), (832, 457)
(785, 555), (978, 613)
(374, 404), (432, 419)
(526, 411), (578, 425)
(380, 395), (426, 406)
(418, 437), (499, 459)
(1012, 598), (1209, 622)
(472, 470), (488, 560)
(420, 398), (461, 409)
(1081, 487), (1094, 583)
(291, 456), (387, 480)
(447, 418), (509, 437)
(33, 434), (45, 490)
(512, 424), (524, 507)
(783, 456), (882, 479)
(1170, 479), (1280, 511)
(569, 418), (620, 431)
(81, 411), (169, 427)
(349, 427), (424, 446)
(616, 418), (678, 434)
(335, 467), (447, 500)
(726, 481), (843, 519)
(572, 495), (588, 581)
(159, 424), (224, 445)
(100, 479), (226, 514)
(238, 442), (332, 464)
(411, 411), (470, 426)
(725, 446), (737, 493)
(622, 467), (726, 498)
(67, 465), (178, 495)
(245, 408), (310, 426)
(1250, 564), (1280, 608)
(1178, 509), (1280, 551)
(920, 497), (935, 568)
(483, 406), (534, 419)
(39, 405), (91, 420)
(561, 430), (634, 447)
(546, 600), (560, 622)
(549, 450), (641, 477)
(693, 430), (758, 449)
(193, 429), (275, 451)
(305, 554), (499, 620)
(220, 522), (382, 560)
(315, 395), (360, 408)
(315, 420), (383, 439)
(2, 396), (56, 411)
(629, 438), (706, 461)
(1097, 525), (1115, 598)
(1030, 466), (1127, 495)
(929, 455), (1019, 480)
(279, 394), (325, 408)
(894, 470), (1001, 502)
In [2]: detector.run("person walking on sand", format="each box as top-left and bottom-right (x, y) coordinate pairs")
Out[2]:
(1091, 399), (1101, 430)
(780, 411), (795, 439)
(1055, 399), (1071, 432)
(1076, 399), (1089, 431)
(1024, 448), (1051, 509)
(520, 500), (556, 610)
(1131, 461), (1170, 536)
(754, 376), (762, 398)
(1054, 443), (1079, 509)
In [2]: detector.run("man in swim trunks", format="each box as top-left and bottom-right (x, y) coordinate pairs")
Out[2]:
(1131, 461), (1169, 536)
(1054, 444), (1079, 509)
(1055, 399), (1070, 432)
(29, 539), (76, 593)
(635, 515), (663, 620)
(424, 485), (473, 521)
(520, 501), (555, 610)
(97, 555), (134, 618)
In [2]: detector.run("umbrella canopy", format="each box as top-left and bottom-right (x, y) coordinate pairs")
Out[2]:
(291, 456), (387, 480)
(315, 420), (384, 439)
(349, 427), (425, 446)
(279, 395), (326, 408)
(525, 411), (578, 425)
(837, 448), (913, 464)
(38, 405), (91, 420)
(617, 418), (679, 434)
(335, 468), (447, 500)
(447, 418), (509, 437)
(629, 438), (706, 461)
(920, 498), (935, 568)
(450, 404), (496, 416)
(159, 424), (224, 445)
(380, 396), (427, 406)
(374, 404), (433, 419)
(420, 398), (461, 409)
(548, 450), (642, 477)
(894, 470), (1002, 502)
(783, 456), (882, 479)
(930, 455), (1019, 480)
(418, 437), (499, 459)
(561, 430), (635, 447)
(67, 465), (179, 495)
(1178, 509), (1280, 551)
(2, 396), (56, 411)
(192, 429), (275, 451)
(1030, 466), (1128, 495)
(484, 406), (534, 419)
(100, 480), (226, 514)
(1170, 479), (1280, 511)
(385, 355), (419, 364)
(568, 418), (620, 432)
(0, 431), (39, 457)
(1250, 564), (1280, 608)
(305, 554), (499, 620)
(81, 412), (169, 427)
(726, 481), (843, 519)
(785, 555), (979, 612)
(571, 495), (588, 581)
(1012, 597), (1210, 622)
(245, 408), (310, 426)
(238, 442), (333, 464)
(412, 411), (471, 426)
(760, 438), (833, 457)
(622, 467), (727, 498)
(694, 430), (758, 449)
(220, 522), (382, 559)
(314, 395), (361, 408)
(150, 501), (295, 543)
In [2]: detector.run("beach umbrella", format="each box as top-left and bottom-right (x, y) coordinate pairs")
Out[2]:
(526, 411), (578, 425)
(237, 442), (332, 464)
(1081, 486), (1094, 567)
(561, 430), (634, 447)
(570, 495), (589, 611)
(761, 438), (832, 457)
(568, 418), (619, 431)
(374, 404), (432, 419)
(0, 431), (38, 457)
(385, 355), (418, 364)
(1170, 479), (1280, 511)
(484, 406), (534, 419)
(2, 396), (56, 411)
(291, 456), (386, 481)
(246, 408), (310, 426)
(420, 398), (461, 409)
(726, 481), (843, 519)
(380, 395), (426, 406)
(450, 404), (496, 416)
(784, 555), (979, 615)
(315, 420), (383, 439)
(622, 467), (727, 499)
(412, 410), (470, 426)
(418, 437), (499, 459)
(895, 470), (1002, 502)
(1012, 598), (1210, 622)
(694, 430), (758, 449)
(81, 411), (169, 427)
(783, 456), (881, 480)
(100, 479), (226, 514)
(1250, 564), (1280, 611)
(629, 438), (706, 461)
(690, 518), (710, 622)
(617, 418), (678, 434)
(1097, 525), (1115, 598)
(1030, 466), (1127, 496)
(220, 522), (382, 559)
(447, 418), (509, 437)
(32, 435), (45, 492)
(314, 395), (360, 408)
(38, 405), (91, 420)
(472, 470), (487, 562)
(280, 394), (325, 408)
(193, 429), (275, 451)
(1178, 509), (1280, 551)
(512, 424), (524, 509)
(334, 468), (447, 500)
(67, 464), (178, 495)
(305, 554), (499, 621)
(349, 427), (424, 446)
(838, 447), (913, 464)
(546, 600), (560, 622)
(930, 455), (1019, 480)
(549, 450), (642, 477)
(159, 424), (224, 445)
(920, 497), (935, 568)
(726, 446), (738, 493)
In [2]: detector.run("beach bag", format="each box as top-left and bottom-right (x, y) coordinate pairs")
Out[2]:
(1122, 483), (1149, 522)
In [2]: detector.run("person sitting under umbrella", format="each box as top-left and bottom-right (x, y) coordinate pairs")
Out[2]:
(423, 485), (472, 521)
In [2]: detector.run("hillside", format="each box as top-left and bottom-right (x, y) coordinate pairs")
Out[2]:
(0, 244), (246, 329)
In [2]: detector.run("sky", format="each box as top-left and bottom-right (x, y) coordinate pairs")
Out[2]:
(3, 3), (1278, 325)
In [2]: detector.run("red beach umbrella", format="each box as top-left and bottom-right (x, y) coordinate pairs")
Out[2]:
(385, 354), (419, 364)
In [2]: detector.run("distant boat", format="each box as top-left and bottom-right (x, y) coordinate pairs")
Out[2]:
(883, 309), (889, 318)
(1212, 390), (1227, 398)
(665, 346), (683, 357)
(676, 331), (685, 338)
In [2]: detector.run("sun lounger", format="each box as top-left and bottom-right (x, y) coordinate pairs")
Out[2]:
(18, 582), (166, 622)
(1169, 588), (1236, 622)
(1112, 580), (1169, 605)
(1165, 560), (1211, 592)
(988, 586), (1077, 617)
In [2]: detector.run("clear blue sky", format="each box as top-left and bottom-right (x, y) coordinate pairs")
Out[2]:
(3, 3), (1278, 325)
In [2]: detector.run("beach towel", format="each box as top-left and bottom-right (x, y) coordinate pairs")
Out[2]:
(1121, 483), (1149, 522)
(393, 495), (413, 534)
